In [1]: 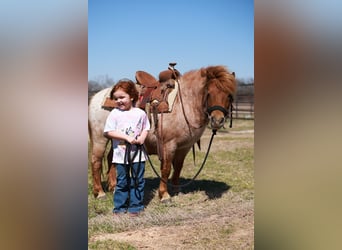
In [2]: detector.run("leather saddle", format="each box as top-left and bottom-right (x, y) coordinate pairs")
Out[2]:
(135, 66), (181, 113)
(101, 64), (181, 114)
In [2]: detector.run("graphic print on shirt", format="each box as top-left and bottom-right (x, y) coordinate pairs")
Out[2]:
(125, 126), (135, 138)
(134, 118), (144, 138)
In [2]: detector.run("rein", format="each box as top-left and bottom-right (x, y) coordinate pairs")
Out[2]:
(143, 129), (217, 188)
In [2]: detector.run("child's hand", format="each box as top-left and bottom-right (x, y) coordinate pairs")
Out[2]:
(133, 136), (144, 145)
(126, 136), (135, 144)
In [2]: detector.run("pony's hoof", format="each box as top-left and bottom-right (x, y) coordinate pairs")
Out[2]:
(161, 198), (172, 204)
(108, 185), (115, 193)
(96, 191), (106, 199)
(160, 193), (171, 203)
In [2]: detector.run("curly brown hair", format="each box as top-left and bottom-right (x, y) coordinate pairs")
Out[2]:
(110, 78), (139, 104)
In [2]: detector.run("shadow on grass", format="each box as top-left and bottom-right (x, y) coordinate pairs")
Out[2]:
(100, 177), (231, 208)
(143, 177), (231, 206)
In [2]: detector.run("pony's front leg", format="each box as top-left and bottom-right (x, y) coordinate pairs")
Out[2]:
(171, 149), (188, 195)
(159, 156), (172, 203)
(106, 147), (116, 192)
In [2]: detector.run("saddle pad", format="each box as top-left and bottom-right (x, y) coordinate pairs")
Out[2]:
(167, 80), (179, 112)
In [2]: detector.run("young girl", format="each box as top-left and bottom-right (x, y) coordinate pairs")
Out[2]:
(103, 79), (150, 216)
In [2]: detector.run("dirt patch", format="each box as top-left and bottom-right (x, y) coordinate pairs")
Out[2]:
(91, 193), (254, 249)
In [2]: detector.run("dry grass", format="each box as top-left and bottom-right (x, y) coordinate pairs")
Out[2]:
(88, 119), (254, 249)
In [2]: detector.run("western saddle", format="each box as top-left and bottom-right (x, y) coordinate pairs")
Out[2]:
(102, 63), (181, 114)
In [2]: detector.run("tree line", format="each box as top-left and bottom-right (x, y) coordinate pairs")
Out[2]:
(88, 75), (254, 101)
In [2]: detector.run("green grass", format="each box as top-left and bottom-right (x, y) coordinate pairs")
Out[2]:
(88, 239), (136, 250)
(88, 119), (254, 248)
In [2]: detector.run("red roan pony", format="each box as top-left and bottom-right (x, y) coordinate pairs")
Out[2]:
(88, 65), (236, 202)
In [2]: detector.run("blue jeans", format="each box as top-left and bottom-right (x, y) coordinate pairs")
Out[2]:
(113, 162), (145, 213)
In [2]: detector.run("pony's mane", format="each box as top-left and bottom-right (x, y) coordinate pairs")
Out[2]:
(203, 65), (237, 94)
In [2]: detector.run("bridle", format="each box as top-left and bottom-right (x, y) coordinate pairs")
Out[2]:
(206, 94), (234, 128)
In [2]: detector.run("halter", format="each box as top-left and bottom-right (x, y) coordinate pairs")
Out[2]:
(207, 105), (228, 117)
(207, 94), (234, 128)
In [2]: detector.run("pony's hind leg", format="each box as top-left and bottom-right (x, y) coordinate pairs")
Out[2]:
(91, 142), (107, 199)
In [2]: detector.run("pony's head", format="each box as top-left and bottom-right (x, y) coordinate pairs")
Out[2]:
(202, 66), (236, 130)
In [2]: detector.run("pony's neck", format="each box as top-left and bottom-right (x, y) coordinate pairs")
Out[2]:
(177, 71), (208, 128)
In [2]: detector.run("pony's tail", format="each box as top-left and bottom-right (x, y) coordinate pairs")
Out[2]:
(88, 119), (93, 148)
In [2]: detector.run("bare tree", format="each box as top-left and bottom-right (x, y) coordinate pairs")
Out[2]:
(88, 75), (115, 102)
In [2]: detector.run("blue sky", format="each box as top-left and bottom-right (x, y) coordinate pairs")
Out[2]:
(88, 0), (254, 83)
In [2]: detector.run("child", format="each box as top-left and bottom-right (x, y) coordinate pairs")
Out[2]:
(103, 79), (150, 216)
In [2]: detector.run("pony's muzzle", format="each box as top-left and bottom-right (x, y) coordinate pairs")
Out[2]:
(210, 115), (226, 129)
(207, 106), (228, 130)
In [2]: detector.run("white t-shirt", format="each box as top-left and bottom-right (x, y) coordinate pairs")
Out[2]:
(104, 107), (150, 164)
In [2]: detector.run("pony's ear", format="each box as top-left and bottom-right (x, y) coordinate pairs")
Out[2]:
(232, 72), (235, 77)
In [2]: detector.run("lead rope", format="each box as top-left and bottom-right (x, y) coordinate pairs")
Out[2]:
(229, 94), (234, 128)
(142, 129), (217, 188)
(124, 143), (142, 189)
